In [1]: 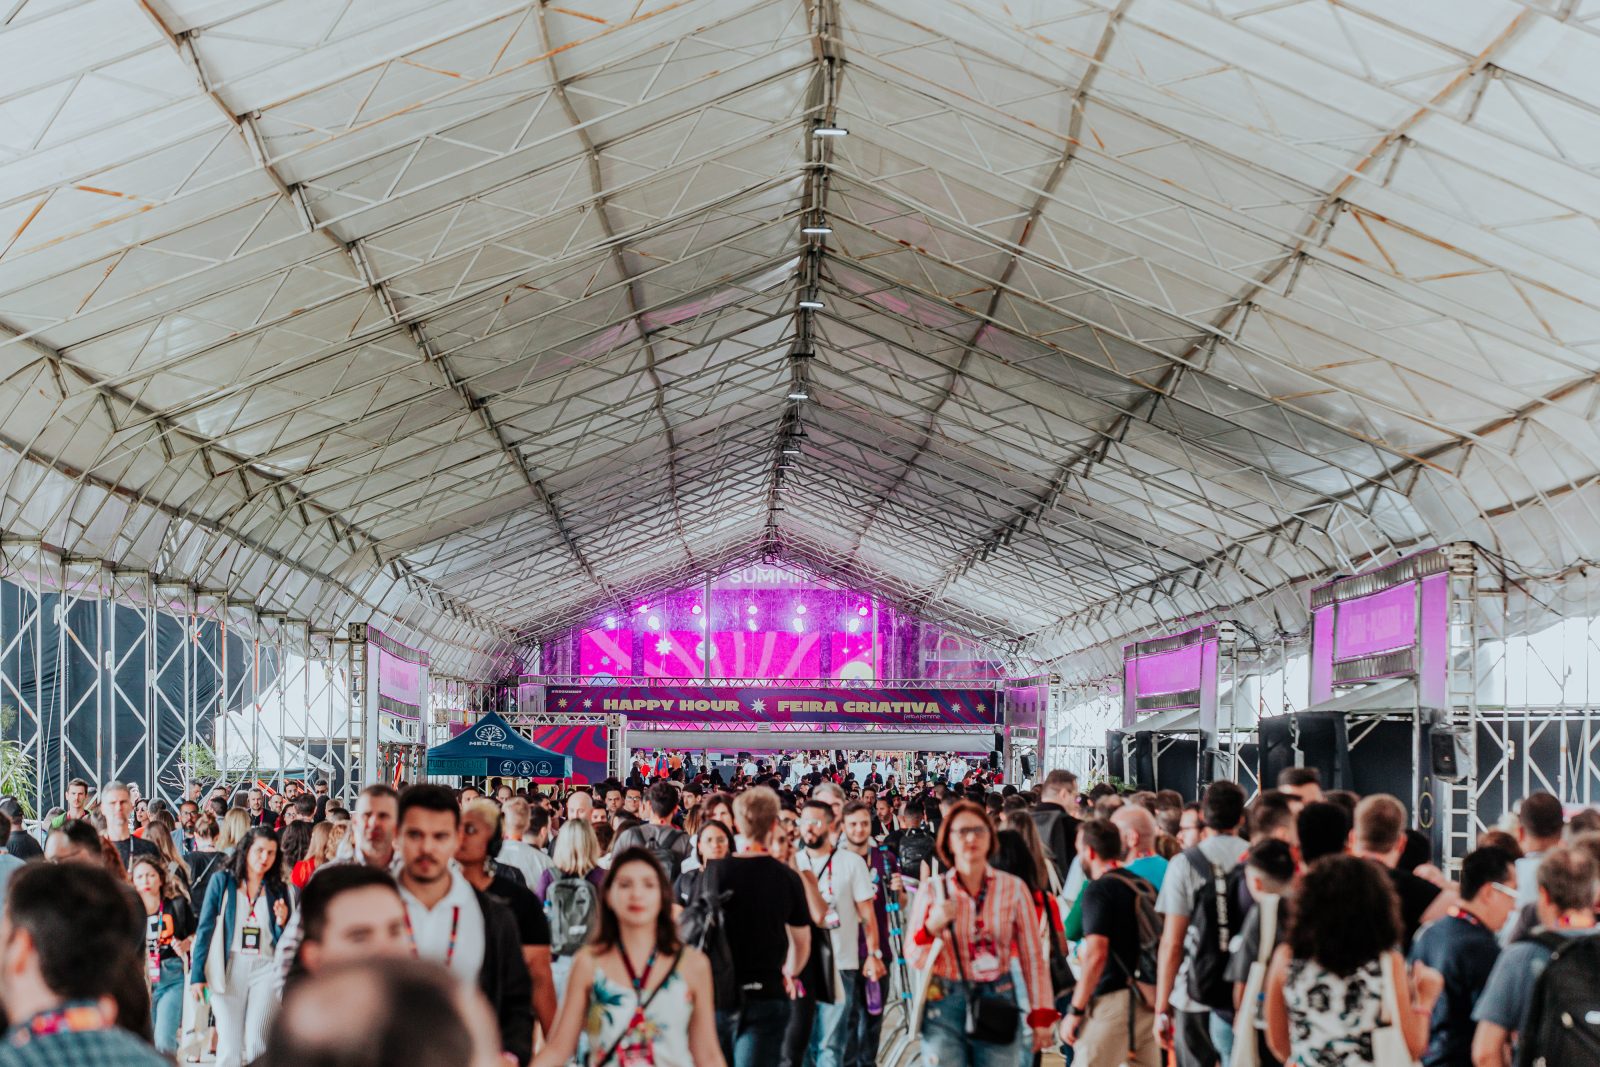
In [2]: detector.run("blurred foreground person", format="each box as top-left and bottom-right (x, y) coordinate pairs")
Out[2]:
(0, 863), (166, 1066)
(258, 958), (503, 1067)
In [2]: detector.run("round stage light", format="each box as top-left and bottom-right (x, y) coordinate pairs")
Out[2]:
(857, 606), (871, 617)
(747, 604), (758, 615)
(846, 618), (860, 633)
(746, 619), (758, 631)
(604, 616), (617, 628)
(647, 615), (661, 631)
(795, 603), (807, 615)
(792, 618), (804, 632)
(691, 604), (702, 615)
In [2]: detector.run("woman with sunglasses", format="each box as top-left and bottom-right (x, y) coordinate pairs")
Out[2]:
(906, 800), (1055, 1065)
(533, 847), (724, 1067)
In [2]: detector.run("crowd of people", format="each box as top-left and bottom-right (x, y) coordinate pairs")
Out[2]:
(1, 757), (1599, 1067)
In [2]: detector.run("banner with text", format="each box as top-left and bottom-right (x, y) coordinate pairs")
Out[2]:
(544, 685), (1000, 727)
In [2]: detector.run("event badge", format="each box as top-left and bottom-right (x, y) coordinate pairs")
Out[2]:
(823, 907), (841, 930)
(146, 950), (162, 985)
(618, 1038), (655, 1067)
(969, 936), (1002, 981)
(240, 926), (263, 956)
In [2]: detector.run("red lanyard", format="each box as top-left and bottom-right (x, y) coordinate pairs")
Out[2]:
(1451, 907), (1485, 931)
(621, 946), (659, 995)
(403, 904), (462, 967)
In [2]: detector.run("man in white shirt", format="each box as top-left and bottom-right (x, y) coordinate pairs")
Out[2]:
(394, 785), (532, 1066)
(794, 798), (883, 1067)
(496, 799), (551, 889)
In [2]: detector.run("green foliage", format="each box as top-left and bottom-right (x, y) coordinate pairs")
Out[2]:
(179, 742), (221, 785)
(0, 742), (35, 818)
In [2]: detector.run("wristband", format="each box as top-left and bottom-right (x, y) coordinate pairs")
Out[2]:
(1027, 1007), (1062, 1027)
(912, 925), (934, 947)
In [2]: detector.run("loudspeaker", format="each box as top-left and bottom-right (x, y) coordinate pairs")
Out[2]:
(1106, 731), (1127, 781)
(1020, 753), (1034, 776)
(1429, 726), (1466, 783)
(1129, 731), (1156, 792)
(987, 748), (1000, 770)
(1258, 712), (1352, 791)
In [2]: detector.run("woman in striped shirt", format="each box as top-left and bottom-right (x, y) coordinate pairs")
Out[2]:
(907, 801), (1057, 1065)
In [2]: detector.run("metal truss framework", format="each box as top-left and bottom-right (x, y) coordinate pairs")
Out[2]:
(5, 0), (1600, 792)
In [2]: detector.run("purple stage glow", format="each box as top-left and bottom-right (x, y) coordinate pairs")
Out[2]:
(543, 564), (1004, 682)
(1335, 584), (1416, 660)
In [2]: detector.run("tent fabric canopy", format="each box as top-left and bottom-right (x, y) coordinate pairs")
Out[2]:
(426, 712), (573, 778)
(4, 1), (1598, 680)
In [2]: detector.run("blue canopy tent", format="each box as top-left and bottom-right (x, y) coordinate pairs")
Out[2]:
(426, 712), (573, 779)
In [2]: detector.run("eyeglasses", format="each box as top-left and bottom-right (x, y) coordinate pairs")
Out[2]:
(799, 817), (828, 826)
(951, 826), (989, 840)
(1490, 882), (1518, 900)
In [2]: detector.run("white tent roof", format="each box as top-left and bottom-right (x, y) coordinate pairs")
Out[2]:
(4, 0), (1598, 676)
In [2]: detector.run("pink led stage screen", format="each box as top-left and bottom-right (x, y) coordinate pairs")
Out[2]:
(1128, 643), (1205, 699)
(1308, 549), (1450, 707)
(642, 631), (703, 678)
(580, 630), (634, 678)
(709, 631), (821, 678)
(829, 633), (877, 680)
(1335, 584), (1416, 660)
(376, 648), (420, 708)
(549, 684), (998, 726)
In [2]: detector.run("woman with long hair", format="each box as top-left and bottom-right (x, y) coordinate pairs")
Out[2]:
(673, 820), (733, 913)
(538, 816), (608, 995)
(278, 820), (313, 879)
(144, 820), (192, 899)
(190, 826), (293, 1067)
(1265, 855), (1441, 1065)
(906, 800), (1056, 1064)
(216, 807), (251, 854)
(132, 854), (195, 1054)
(532, 848), (724, 1067)
(291, 821), (333, 890)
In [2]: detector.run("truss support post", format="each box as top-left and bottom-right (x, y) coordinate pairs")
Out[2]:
(349, 623), (374, 791)
(608, 715), (628, 782)
(1443, 542), (1484, 873)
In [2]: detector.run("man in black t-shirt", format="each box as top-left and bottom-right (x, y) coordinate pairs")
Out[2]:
(100, 782), (157, 869)
(1064, 818), (1160, 1067)
(1408, 847), (1517, 1067)
(1354, 795), (1455, 950)
(705, 786), (811, 1067)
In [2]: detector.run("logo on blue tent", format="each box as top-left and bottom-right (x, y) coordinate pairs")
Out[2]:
(498, 760), (518, 775)
(475, 724), (507, 744)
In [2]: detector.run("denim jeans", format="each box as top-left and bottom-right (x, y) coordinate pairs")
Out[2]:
(809, 969), (859, 1067)
(717, 997), (792, 1067)
(919, 973), (1028, 1067)
(843, 972), (885, 1067)
(150, 956), (185, 1053)
(1208, 1012), (1234, 1066)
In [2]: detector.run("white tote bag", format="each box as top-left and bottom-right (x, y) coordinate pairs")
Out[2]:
(1371, 951), (1420, 1067)
(1229, 894), (1280, 1067)
(908, 870), (948, 1033)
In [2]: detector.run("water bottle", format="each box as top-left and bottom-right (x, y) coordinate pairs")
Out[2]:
(864, 975), (883, 1016)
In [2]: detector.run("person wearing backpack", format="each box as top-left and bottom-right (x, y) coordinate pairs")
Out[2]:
(1030, 770), (1082, 891)
(615, 782), (693, 884)
(1154, 780), (1249, 1067)
(1060, 818), (1161, 1067)
(535, 817), (606, 998)
(1471, 844), (1600, 1066)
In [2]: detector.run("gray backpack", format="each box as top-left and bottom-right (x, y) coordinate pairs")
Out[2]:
(547, 872), (599, 957)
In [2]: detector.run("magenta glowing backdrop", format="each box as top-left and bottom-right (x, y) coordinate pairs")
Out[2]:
(544, 563), (1005, 683)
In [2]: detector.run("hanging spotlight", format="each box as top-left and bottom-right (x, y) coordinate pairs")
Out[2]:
(801, 221), (833, 236)
(798, 298), (825, 309)
(813, 125), (849, 137)
(782, 446), (802, 454)
(787, 389), (810, 401)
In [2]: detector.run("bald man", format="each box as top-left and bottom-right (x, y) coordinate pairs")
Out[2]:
(565, 789), (594, 824)
(1063, 803), (1171, 942)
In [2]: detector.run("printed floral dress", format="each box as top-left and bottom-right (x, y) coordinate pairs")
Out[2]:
(584, 967), (694, 1067)
(1281, 955), (1386, 1067)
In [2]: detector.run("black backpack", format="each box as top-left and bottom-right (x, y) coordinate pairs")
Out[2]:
(1518, 931), (1600, 1067)
(1181, 846), (1245, 1012)
(1102, 867), (1162, 985)
(677, 868), (741, 1011)
(638, 824), (688, 883)
(897, 824), (936, 879)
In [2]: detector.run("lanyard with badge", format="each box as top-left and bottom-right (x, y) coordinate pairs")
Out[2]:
(146, 903), (166, 983)
(239, 888), (266, 956)
(816, 849), (841, 930)
(952, 869), (1004, 981)
(615, 946), (660, 1067)
(402, 904), (462, 966)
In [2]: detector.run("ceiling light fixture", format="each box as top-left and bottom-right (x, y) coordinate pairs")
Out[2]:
(782, 446), (802, 454)
(787, 389), (810, 401)
(798, 298), (824, 309)
(801, 223), (832, 236)
(814, 124), (848, 136)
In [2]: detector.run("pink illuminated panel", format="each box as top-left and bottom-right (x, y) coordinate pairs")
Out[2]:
(1334, 584), (1416, 660)
(709, 631), (821, 678)
(580, 630), (633, 679)
(642, 631), (703, 678)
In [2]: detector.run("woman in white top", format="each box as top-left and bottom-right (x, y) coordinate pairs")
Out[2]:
(533, 846), (723, 1067)
(1265, 855), (1439, 1067)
